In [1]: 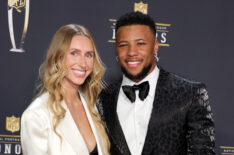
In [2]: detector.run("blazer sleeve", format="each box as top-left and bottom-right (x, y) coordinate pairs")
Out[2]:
(21, 109), (49, 155)
(186, 84), (216, 155)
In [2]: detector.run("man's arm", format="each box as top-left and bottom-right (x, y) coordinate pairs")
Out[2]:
(186, 84), (216, 155)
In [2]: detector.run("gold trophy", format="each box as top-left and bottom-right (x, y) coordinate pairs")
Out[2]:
(8, 0), (30, 52)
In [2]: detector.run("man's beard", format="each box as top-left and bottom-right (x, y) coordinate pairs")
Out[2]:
(120, 63), (153, 81)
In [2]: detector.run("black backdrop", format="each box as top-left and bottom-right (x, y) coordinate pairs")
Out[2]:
(0, 0), (234, 154)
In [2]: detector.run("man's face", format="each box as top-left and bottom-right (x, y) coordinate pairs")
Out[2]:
(116, 25), (158, 82)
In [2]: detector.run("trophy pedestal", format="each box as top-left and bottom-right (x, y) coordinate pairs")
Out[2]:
(10, 48), (24, 53)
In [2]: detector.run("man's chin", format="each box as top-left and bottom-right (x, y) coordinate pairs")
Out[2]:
(120, 63), (152, 81)
(125, 73), (140, 79)
(124, 70), (140, 77)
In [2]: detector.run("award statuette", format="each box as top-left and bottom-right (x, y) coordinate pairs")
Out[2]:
(8, 0), (30, 52)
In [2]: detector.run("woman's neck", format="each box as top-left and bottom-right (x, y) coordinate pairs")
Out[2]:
(60, 77), (81, 105)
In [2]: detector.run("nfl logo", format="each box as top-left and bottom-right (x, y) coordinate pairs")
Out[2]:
(6, 116), (20, 133)
(134, 1), (148, 14)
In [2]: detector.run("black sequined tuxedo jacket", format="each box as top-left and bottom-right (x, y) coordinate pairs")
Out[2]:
(97, 68), (215, 155)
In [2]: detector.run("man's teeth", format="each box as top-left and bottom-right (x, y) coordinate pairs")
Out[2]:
(128, 61), (140, 64)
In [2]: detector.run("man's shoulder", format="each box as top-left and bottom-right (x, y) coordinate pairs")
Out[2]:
(160, 68), (206, 91)
(100, 79), (122, 97)
(97, 79), (122, 119)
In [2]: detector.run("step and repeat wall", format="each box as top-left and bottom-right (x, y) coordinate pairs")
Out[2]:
(0, 0), (234, 154)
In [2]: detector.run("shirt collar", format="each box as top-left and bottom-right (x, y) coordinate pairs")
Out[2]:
(122, 66), (160, 97)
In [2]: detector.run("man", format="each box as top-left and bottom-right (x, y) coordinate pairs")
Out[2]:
(98, 11), (215, 155)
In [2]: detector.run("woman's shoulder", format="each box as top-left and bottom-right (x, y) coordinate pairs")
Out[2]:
(26, 92), (49, 112)
(21, 92), (50, 122)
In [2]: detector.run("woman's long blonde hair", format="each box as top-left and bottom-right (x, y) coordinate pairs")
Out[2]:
(37, 24), (110, 154)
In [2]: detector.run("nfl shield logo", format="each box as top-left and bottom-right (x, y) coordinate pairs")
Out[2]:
(134, 1), (148, 14)
(6, 116), (20, 133)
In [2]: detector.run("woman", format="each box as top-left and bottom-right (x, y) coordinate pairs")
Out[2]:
(21, 24), (110, 155)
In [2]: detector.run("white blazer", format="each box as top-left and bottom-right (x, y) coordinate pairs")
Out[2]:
(21, 92), (105, 155)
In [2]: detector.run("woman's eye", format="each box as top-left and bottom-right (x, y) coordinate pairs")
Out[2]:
(86, 52), (93, 58)
(71, 51), (77, 56)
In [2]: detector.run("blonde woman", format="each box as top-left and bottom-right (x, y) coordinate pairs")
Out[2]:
(21, 24), (110, 155)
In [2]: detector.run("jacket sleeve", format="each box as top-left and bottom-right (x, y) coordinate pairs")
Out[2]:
(21, 109), (49, 155)
(186, 84), (216, 155)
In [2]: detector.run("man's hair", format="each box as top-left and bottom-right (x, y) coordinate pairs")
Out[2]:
(115, 11), (156, 36)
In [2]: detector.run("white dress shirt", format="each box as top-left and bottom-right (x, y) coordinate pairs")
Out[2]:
(117, 66), (160, 155)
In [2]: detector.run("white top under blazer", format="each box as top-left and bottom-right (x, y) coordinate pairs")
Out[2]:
(21, 92), (105, 155)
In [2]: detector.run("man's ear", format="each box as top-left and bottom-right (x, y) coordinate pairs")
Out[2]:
(154, 40), (159, 55)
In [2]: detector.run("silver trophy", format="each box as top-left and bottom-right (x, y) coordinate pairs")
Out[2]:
(8, 0), (30, 52)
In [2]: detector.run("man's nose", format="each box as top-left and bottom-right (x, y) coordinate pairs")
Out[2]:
(127, 44), (137, 56)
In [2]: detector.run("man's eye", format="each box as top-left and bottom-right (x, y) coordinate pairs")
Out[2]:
(119, 44), (127, 47)
(137, 42), (145, 46)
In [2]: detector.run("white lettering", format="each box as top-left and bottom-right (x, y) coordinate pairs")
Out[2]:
(4, 144), (11, 154)
(15, 144), (21, 154)
(112, 28), (116, 40)
(161, 33), (167, 43)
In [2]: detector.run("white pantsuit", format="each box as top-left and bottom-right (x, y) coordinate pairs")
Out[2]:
(21, 92), (105, 155)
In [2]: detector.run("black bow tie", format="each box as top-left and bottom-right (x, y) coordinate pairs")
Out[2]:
(122, 81), (150, 103)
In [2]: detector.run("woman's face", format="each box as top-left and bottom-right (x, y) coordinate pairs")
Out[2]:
(64, 35), (94, 86)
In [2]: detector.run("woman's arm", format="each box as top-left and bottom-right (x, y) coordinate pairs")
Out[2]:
(21, 109), (49, 155)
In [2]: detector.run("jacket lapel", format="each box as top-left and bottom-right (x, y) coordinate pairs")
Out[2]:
(100, 80), (131, 155)
(57, 100), (90, 155)
(79, 92), (105, 155)
(141, 68), (170, 154)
